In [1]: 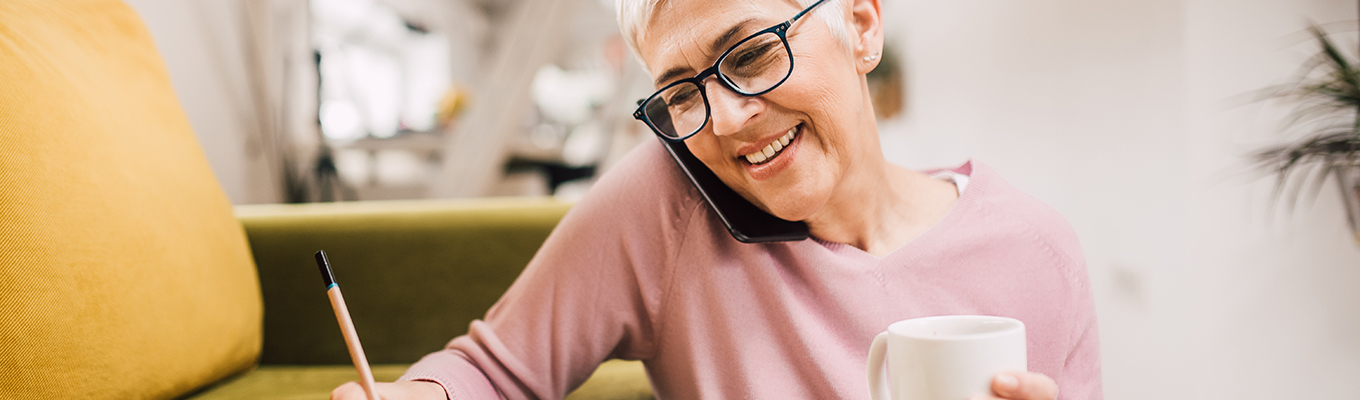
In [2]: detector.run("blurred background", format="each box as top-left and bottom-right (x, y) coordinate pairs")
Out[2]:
(123, 0), (1359, 398)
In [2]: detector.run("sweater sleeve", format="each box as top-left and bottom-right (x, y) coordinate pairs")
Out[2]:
(399, 142), (700, 400)
(1044, 220), (1103, 400)
(1058, 311), (1103, 400)
(1042, 202), (1103, 400)
(978, 160), (1103, 400)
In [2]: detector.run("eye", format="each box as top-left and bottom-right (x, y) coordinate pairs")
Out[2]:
(663, 84), (703, 113)
(732, 43), (776, 66)
(723, 36), (783, 78)
(667, 86), (698, 104)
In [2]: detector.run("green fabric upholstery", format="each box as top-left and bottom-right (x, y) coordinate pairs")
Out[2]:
(235, 199), (572, 365)
(189, 365), (411, 400)
(218, 200), (655, 400)
(188, 360), (653, 400)
(564, 360), (655, 400)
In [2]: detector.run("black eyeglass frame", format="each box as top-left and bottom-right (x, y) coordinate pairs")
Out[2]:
(632, 0), (829, 142)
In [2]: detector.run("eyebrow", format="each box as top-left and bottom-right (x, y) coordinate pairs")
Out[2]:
(652, 18), (759, 87)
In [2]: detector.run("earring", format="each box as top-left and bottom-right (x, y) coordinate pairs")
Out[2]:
(863, 52), (880, 62)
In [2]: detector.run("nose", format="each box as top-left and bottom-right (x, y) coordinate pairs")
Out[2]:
(704, 78), (763, 137)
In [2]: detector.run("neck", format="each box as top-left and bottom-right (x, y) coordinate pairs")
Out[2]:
(802, 89), (957, 257)
(805, 158), (956, 257)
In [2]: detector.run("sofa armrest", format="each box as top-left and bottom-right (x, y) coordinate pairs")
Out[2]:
(235, 198), (571, 365)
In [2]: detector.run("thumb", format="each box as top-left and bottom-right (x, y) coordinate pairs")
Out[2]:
(331, 381), (389, 400)
(331, 381), (365, 400)
(991, 371), (1058, 400)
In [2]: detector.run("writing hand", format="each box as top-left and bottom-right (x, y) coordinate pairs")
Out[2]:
(331, 380), (446, 400)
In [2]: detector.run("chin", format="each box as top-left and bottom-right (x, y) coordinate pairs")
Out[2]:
(728, 159), (836, 222)
(747, 183), (827, 222)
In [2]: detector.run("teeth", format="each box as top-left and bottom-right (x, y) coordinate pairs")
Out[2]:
(743, 125), (799, 165)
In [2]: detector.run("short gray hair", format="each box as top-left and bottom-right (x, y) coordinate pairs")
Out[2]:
(616, 0), (851, 72)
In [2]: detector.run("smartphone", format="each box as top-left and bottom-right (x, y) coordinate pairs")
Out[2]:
(659, 138), (810, 243)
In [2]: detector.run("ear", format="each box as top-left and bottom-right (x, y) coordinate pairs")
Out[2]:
(848, 0), (884, 75)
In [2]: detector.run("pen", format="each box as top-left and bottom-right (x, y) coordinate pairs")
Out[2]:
(315, 250), (380, 400)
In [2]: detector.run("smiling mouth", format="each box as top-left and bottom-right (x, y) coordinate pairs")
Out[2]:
(742, 125), (799, 165)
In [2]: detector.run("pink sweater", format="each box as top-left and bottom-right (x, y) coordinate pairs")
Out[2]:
(400, 141), (1102, 399)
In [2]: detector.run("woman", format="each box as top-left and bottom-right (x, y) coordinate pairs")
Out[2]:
(334, 0), (1100, 398)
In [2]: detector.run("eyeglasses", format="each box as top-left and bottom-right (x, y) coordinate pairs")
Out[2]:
(632, 0), (828, 141)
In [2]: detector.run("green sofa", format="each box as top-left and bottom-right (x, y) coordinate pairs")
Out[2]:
(0, 0), (650, 398)
(194, 199), (653, 399)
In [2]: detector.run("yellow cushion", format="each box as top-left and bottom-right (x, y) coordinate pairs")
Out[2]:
(0, 1), (263, 399)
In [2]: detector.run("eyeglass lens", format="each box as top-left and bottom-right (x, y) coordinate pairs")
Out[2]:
(643, 31), (793, 139)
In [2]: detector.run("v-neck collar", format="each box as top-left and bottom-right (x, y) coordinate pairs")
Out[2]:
(802, 159), (983, 265)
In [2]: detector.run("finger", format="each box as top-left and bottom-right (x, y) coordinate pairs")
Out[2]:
(990, 371), (1058, 400)
(330, 380), (388, 400)
(331, 381), (376, 400)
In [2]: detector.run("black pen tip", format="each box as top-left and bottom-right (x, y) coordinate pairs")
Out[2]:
(314, 250), (335, 288)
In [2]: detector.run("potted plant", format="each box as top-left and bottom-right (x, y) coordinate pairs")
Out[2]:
(1254, 22), (1360, 242)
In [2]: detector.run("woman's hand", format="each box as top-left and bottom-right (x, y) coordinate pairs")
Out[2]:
(330, 380), (446, 400)
(971, 371), (1058, 400)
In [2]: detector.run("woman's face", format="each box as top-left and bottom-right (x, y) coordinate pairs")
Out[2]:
(637, 0), (875, 221)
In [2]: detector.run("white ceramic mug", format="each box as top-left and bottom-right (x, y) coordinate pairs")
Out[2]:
(866, 315), (1027, 400)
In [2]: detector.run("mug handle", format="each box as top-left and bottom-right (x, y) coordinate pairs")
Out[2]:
(867, 331), (890, 400)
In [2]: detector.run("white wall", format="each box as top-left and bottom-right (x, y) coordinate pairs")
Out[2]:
(1184, 0), (1360, 398)
(122, 0), (259, 203)
(882, 0), (1360, 399)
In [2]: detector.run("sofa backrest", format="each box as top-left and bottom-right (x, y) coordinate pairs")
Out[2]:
(0, 1), (263, 398)
(235, 199), (571, 365)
